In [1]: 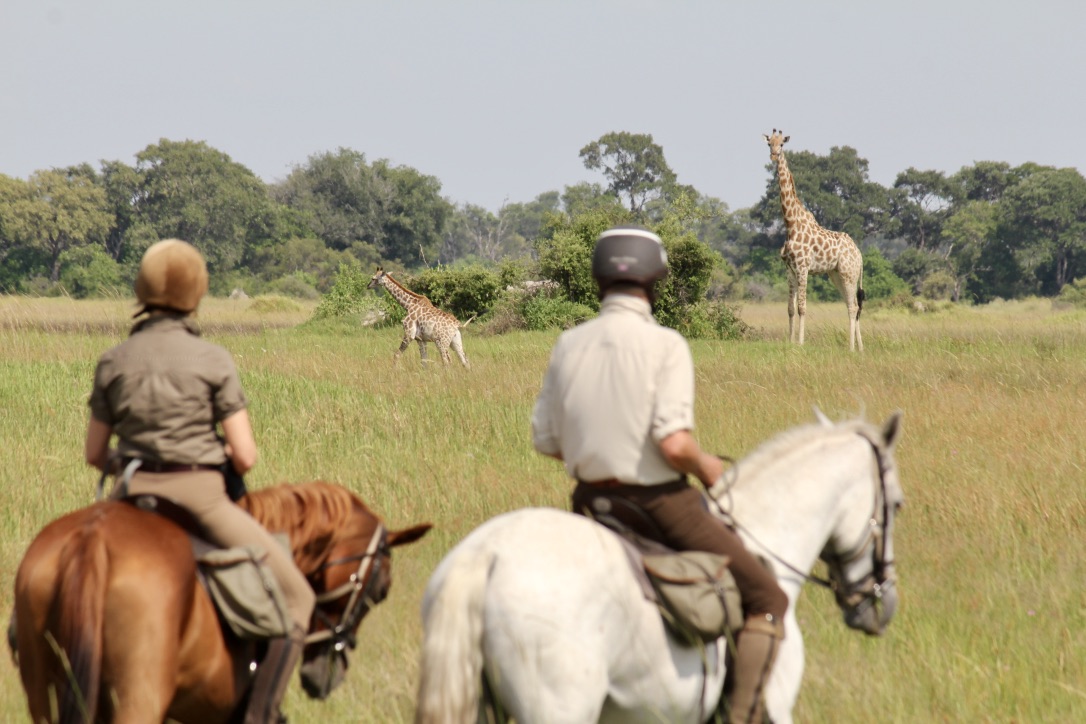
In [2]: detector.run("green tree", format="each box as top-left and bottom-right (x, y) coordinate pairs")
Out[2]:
(942, 200), (998, 301)
(560, 182), (624, 217)
(272, 149), (450, 268)
(1, 169), (112, 282)
(372, 159), (451, 266)
(579, 132), (676, 215)
(892, 168), (953, 251)
(134, 139), (275, 273)
(996, 167), (1086, 293)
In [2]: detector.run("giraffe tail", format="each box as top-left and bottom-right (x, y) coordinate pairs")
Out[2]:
(856, 267), (865, 319)
(460, 314), (477, 328)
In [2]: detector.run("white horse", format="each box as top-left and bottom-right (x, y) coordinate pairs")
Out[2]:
(415, 411), (904, 724)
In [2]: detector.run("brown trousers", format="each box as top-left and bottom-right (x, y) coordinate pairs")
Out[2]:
(572, 480), (788, 621)
(125, 469), (316, 632)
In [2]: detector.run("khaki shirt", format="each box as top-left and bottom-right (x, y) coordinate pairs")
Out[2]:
(531, 293), (694, 485)
(88, 315), (248, 465)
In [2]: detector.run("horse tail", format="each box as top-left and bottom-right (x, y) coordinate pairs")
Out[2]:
(53, 524), (108, 723)
(415, 549), (493, 724)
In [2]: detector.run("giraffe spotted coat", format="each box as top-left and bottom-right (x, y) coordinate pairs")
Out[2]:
(367, 268), (470, 367)
(764, 129), (865, 352)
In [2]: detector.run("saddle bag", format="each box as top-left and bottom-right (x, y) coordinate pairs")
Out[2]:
(642, 550), (743, 643)
(197, 545), (291, 640)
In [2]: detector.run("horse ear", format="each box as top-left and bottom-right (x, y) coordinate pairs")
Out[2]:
(882, 410), (904, 448)
(387, 522), (433, 548)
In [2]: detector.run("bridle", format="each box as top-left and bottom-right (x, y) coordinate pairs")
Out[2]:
(710, 430), (898, 615)
(819, 431), (897, 619)
(305, 522), (388, 652)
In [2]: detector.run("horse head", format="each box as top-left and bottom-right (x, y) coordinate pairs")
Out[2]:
(241, 482), (432, 699)
(820, 411), (904, 636)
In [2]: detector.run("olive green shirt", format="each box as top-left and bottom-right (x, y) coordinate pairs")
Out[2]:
(88, 314), (248, 465)
(531, 293), (695, 485)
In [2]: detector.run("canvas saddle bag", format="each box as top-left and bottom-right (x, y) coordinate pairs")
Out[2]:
(582, 496), (743, 644)
(123, 494), (292, 641)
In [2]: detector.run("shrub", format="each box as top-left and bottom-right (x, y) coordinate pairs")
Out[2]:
(920, 270), (957, 300)
(1056, 277), (1086, 308)
(669, 299), (751, 340)
(58, 245), (123, 299)
(406, 264), (501, 320)
(313, 263), (399, 327)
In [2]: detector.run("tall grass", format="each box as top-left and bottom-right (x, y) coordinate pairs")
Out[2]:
(1, 296), (1083, 722)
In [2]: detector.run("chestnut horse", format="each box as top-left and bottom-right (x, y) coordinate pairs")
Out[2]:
(13, 481), (432, 723)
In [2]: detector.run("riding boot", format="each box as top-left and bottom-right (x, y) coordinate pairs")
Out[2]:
(728, 615), (784, 724)
(244, 625), (305, 724)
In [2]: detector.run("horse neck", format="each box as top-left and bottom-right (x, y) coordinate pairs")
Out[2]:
(240, 484), (354, 574)
(728, 426), (875, 591)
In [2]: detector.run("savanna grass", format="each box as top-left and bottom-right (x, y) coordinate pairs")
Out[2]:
(1, 295), (1083, 722)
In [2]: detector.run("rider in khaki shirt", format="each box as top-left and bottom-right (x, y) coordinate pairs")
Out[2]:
(84, 239), (314, 724)
(531, 225), (788, 724)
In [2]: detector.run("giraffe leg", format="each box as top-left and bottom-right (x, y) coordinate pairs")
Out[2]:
(451, 331), (469, 368)
(795, 268), (809, 345)
(832, 271), (860, 352)
(417, 339), (429, 363)
(396, 337), (411, 361)
(786, 272), (799, 344)
(435, 340), (452, 366)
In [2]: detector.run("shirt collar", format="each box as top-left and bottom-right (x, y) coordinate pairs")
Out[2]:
(600, 292), (654, 322)
(131, 313), (201, 337)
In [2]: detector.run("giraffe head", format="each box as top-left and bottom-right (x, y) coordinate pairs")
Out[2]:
(367, 267), (387, 290)
(763, 129), (790, 162)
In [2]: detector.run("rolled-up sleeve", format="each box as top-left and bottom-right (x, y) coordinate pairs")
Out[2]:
(531, 347), (562, 457)
(650, 333), (695, 443)
(88, 357), (115, 424)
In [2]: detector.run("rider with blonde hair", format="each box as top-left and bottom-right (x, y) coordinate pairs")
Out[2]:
(84, 239), (314, 724)
(531, 225), (789, 724)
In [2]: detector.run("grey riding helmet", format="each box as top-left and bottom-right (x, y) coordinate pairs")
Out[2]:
(592, 225), (669, 287)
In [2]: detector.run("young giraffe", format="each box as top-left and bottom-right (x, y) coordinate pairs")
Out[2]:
(763, 129), (865, 351)
(367, 268), (471, 368)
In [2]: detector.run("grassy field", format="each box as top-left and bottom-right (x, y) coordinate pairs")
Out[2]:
(1, 295), (1084, 722)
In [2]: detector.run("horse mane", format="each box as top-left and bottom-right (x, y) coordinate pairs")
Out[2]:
(734, 416), (874, 484)
(239, 481), (378, 572)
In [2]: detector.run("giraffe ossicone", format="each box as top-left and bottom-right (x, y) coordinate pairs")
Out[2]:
(763, 129), (865, 352)
(367, 267), (471, 368)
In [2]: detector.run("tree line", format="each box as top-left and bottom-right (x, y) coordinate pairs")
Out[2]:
(2, 132), (1085, 309)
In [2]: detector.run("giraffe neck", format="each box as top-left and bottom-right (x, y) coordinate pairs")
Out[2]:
(379, 274), (425, 311)
(775, 152), (817, 230)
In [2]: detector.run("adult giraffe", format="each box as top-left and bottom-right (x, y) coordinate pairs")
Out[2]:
(764, 129), (864, 351)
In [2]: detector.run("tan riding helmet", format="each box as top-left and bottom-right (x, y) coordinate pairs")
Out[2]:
(134, 239), (209, 314)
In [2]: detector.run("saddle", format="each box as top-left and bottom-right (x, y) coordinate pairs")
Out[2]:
(581, 495), (744, 644)
(121, 494), (292, 641)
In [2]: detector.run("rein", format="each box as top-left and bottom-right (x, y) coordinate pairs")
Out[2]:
(305, 523), (388, 650)
(708, 430), (894, 601)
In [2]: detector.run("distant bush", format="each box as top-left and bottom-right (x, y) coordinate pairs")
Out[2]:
(1056, 277), (1086, 308)
(669, 299), (751, 340)
(312, 263), (396, 327)
(406, 264), (501, 320)
(58, 245), (123, 299)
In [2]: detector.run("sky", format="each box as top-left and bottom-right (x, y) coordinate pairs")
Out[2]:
(2, 1), (1084, 213)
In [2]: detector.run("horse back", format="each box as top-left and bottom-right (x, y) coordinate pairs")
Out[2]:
(14, 502), (237, 723)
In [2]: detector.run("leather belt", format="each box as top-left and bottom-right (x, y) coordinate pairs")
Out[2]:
(582, 478), (625, 488)
(127, 459), (220, 474)
(578, 477), (688, 490)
